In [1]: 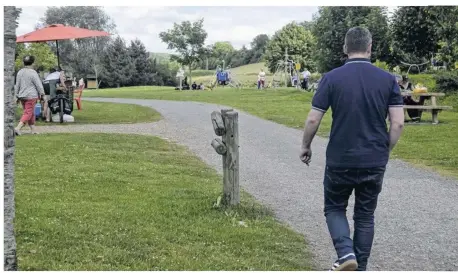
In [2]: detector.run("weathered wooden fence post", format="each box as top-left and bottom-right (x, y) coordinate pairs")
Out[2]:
(210, 109), (240, 206)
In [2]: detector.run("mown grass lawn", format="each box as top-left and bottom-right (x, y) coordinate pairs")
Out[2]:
(15, 101), (161, 125)
(85, 86), (458, 178)
(15, 133), (313, 270)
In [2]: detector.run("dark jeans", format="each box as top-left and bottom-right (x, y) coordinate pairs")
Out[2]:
(324, 165), (386, 271)
(403, 96), (426, 121)
(301, 79), (308, 90)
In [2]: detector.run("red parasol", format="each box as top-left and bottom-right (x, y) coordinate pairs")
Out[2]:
(16, 24), (111, 67)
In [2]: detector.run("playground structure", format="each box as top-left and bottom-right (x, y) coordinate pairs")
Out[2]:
(400, 52), (448, 75)
(400, 60), (430, 75)
(175, 67), (191, 90)
(268, 48), (301, 90)
(269, 60), (300, 89)
(208, 61), (242, 90)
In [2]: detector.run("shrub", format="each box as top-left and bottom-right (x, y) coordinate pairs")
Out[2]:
(441, 93), (458, 112)
(310, 73), (322, 82)
(408, 74), (437, 91)
(373, 60), (390, 71)
(434, 71), (458, 93)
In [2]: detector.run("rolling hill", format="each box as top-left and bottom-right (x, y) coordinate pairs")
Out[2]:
(192, 62), (271, 86)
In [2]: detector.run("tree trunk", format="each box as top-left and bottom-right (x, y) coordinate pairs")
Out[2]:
(94, 65), (99, 89)
(189, 63), (192, 88)
(4, 6), (21, 271)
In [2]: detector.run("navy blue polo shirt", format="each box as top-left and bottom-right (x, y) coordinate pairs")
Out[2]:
(312, 58), (404, 168)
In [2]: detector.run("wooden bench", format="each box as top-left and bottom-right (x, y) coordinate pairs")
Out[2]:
(401, 92), (453, 124)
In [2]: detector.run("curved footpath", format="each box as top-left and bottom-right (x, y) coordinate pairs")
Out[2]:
(39, 97), (458, 271)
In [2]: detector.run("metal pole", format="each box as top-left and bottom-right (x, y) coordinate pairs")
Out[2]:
(56, 40), (60, 68)
(284, 48), (288, 87)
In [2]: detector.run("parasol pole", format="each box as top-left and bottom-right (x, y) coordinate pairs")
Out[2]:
(56, 40), (60, 68)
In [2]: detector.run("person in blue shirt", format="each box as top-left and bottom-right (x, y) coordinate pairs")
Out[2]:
(299, 26), (405, 271)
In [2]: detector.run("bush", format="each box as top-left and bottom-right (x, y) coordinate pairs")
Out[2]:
(310, 73), (322, 82)
(373, 60), (390, 71)
(434, 71), (458, 93)
(408, 74), (437, 91)
(441, 93), (458, 111)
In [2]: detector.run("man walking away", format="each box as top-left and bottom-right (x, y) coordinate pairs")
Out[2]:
(299, 27), (405, 271)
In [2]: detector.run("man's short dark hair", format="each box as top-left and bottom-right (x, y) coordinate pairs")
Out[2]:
(344, 27), (372, 55)
(49, 67), (56, 73)
(23, 55), (35, 66)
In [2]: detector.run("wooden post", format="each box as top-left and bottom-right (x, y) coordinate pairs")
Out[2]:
(210, 108), (240, 206)
(211, 111), (225, 136)
(211, 138), (227, 155)
(222, 110), (239, 205)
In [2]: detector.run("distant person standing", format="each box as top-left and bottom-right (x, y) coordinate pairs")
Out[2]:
(14, 55), (45, 135)
(258, 68), (266, 89)
(299, 27), (404, 271)
(301, 69), (311, 90)
(44, 67), (60, 81)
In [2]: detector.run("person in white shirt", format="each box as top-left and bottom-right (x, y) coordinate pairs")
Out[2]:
(78, 78), (85, 88)
(44, 68), (60, 81)
(258, 69), (266, 89)
(301, 69), (311, 90)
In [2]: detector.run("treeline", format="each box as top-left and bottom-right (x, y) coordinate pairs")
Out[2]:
(310, 6), (458, 73)
(15, 6), (178, 88)
(261, 6), (458, 74)
(17, 6), (458, 89)
(158, 6), (458, 79)
(193, 34), (270, 70)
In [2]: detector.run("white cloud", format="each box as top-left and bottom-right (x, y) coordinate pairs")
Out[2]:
(16, 6), (319, 53)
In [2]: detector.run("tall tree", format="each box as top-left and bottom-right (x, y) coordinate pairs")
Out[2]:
(101, 36), (135, 88)
(264, 22), (316, 73)
(128, 39), (153, 86)
(210, 41), (235, 68)
(361, 7), (391, 63)
(230, 45), (250, 68)
(313, 6), (391, 72)
(300, 21), (315, 32)
(40, 6), (116, 78)
(159, 18), (208, 85)
(14, 43), (57, 72)
(390, 6), (440, 64)
(249, 34), (270, 63)
(428, 6), (458, 67)
(4, 6), (21, 271)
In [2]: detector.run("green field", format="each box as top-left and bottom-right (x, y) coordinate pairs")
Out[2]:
(85, 86), (458, 178)
(15, 133), (313, 270)
(15, 101), (161, 126)
(192, 63), (271, 87)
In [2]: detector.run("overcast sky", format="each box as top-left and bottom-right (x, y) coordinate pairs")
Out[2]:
(17, 6), (397, 53)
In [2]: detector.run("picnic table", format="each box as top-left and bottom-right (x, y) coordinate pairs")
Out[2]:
(401, 92), (453, 124)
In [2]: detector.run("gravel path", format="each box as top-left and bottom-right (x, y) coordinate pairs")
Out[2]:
(39, 97), (458, 271)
